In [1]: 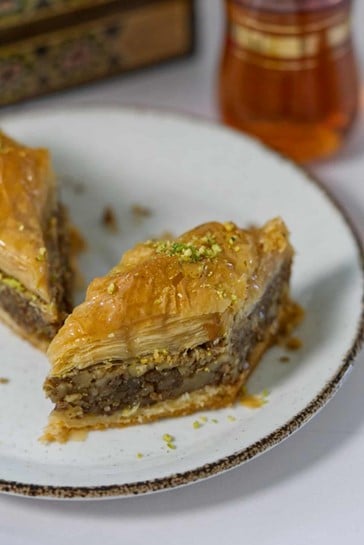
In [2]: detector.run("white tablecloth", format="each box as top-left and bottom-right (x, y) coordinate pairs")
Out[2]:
(0, 2), (363, 544)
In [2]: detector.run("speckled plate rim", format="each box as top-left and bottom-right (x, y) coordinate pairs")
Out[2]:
(0, 105), (362, 500)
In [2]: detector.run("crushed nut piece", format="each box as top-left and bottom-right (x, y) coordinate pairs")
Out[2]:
(36, 247), (47, 261)
(107, 282), (116, 295)
(0, 378), (9, 384)
(131, 204), (152, 221)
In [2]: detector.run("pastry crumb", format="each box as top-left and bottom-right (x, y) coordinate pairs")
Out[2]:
(285, 336), (302, 350)
(279, 355), (290, 363)
(158, 230), (174, 240)
(131, 204), (152, 221)
(101, 206), (118, 233)
(62, 175), (85, 194)
(69, 225), (87, 254)
(240, 387), (267, 409)
(0, 377), (9, 384)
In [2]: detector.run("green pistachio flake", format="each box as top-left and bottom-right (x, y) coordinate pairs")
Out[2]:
(2, 277), (24, 292)
(155, 235), (222, 263)
(107, 282), (116, 295)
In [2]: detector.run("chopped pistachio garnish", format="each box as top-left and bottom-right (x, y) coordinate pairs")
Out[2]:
(155, 236), (222, 262)
(136, 452), (144, 459)
(193, 420), (202, 429)
(2, 277), (24, 292)
(162, 433), (174, 443)
(231, 294), (237, 303)
(227, 415), (236, 422)
(166, 442), (176, 450)
(200, 416), (208, 423)
(211, 418), (219, 424)
(36, 247), (47, 261)
(107, 282), (116, 294)
(262, 388), (270, 398)
(211, 243), (221, 254)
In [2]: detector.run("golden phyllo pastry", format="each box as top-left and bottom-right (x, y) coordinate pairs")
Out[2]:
(44, 218), (296, 441)
(0, 131), (73, 350)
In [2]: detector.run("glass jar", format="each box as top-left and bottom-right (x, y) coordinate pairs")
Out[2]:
(219, 0), (359, 162)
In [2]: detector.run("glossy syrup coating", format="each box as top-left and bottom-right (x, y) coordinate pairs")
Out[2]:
(47, 218), (293, 376)
(0, 132), (56, 301)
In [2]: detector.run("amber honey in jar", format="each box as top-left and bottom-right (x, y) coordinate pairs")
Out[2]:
(219, 0), (359, 162)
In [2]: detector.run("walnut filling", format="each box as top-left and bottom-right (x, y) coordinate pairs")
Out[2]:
(45, 259), (291, 417)
(0, 205), (73, 343)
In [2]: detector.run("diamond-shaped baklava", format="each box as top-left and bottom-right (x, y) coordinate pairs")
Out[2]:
(44, 218), (298, 441)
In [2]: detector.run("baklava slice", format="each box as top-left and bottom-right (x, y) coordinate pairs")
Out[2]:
(0, 131), (73, 350)
(44, 218), (298, 441)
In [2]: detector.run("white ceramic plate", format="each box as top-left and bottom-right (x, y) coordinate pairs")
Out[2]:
(0, 107), (362, 499)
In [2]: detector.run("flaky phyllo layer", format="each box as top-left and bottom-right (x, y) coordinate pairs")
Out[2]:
(44, 218), (299, 441)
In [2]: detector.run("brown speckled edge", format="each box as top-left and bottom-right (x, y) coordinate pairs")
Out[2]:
(0, 106), (362, 499)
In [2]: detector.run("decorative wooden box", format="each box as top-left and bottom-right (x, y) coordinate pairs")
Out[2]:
(0, 0), (195, 106)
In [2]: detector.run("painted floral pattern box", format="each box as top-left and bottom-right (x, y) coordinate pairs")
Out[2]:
(0, 0), (195, 106)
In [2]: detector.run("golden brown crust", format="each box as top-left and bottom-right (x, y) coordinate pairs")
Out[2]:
(48, 218), (293, 376)
(0, 131), (56, 302)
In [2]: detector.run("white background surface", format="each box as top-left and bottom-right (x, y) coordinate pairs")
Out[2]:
(0, 1), (363, 544)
